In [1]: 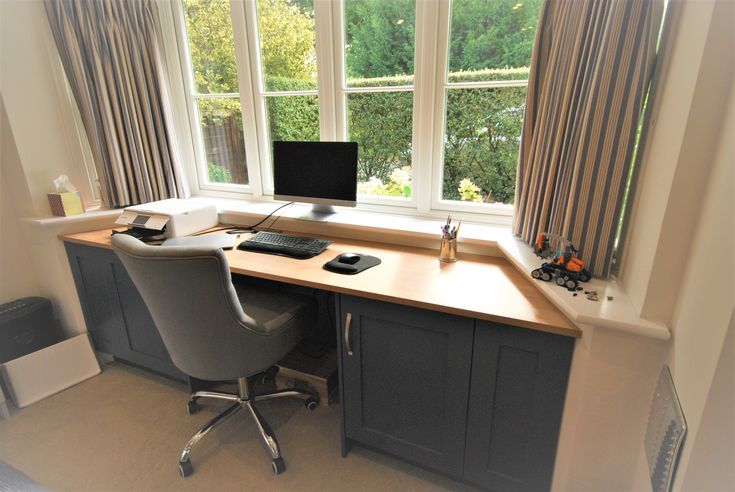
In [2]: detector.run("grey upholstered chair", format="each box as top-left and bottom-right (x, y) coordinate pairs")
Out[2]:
(111, 234), (318, 477)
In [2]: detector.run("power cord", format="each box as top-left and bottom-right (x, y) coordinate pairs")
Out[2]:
(223, 201), (295, 235)
(261, 202), (294, 233)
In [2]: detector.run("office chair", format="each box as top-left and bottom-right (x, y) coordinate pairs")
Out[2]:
(111, 234), (318, 477)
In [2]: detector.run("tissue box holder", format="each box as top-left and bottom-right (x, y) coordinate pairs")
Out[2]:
(47, 191), (83, 216)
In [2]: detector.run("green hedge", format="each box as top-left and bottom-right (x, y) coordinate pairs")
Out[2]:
(212, 67), (529, 203)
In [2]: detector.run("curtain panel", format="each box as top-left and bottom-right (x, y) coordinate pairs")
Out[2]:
(513, 0), (664, 278)
(45, 0), (188, 208)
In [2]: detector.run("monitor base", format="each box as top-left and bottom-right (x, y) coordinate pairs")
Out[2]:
(297, 204), (337, 221)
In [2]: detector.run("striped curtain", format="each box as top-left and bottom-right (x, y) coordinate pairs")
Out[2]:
(513, 0), (663, 277)
(45, 0), (188, 208)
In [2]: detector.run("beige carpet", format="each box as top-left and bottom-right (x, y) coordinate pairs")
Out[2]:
(0, 362), (476, 492)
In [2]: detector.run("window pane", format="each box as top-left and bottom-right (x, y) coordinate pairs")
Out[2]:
(348, 92), (413, 197)
(256, 0), (318, 92)
(183, 0), (239, 94)
(197, 98), (248, 185)
(266, 94), (320, 143)
(442, 87), (526, 204)
(447, 0), (541, 83)
(345, 0), (416, 87)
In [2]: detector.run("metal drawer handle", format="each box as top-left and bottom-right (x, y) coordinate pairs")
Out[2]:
(345, 313), (353, 357)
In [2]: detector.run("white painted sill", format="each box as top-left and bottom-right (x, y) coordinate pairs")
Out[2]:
(498, 237), (670, 340)
(25, 197), (671, 340)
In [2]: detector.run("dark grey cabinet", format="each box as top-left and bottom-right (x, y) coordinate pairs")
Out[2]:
(338, 295), (474, 478)
(65, 242), (185, 381)
(338, 296), (574, 491)
(463, 321), (573, 491)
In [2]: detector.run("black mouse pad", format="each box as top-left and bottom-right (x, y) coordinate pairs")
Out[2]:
(323, 254), (381, 275)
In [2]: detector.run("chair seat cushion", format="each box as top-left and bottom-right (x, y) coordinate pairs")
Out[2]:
(233, 283), (310, 335)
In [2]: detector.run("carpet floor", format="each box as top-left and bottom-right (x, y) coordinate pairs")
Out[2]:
(0, 362), (476, 492)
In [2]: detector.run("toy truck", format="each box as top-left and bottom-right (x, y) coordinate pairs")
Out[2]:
(531, 233), (591, 291)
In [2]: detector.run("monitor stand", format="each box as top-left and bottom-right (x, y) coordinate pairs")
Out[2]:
(298, 204), (337, 221)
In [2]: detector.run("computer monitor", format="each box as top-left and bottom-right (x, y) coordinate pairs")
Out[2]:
(273, 141), (358, 216)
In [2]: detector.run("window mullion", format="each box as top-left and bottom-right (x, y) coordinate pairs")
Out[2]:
(233, 0), (267, 197)
(329, 0), (347, 140)
(429, 0), (452, 212)
(314, 0), (337, 141)
(412, 0), (442, 213)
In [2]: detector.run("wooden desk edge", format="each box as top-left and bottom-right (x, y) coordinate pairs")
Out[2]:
(61, 229), (582, 339)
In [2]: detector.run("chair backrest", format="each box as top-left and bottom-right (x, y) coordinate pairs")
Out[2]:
(111, 234), (257, 380)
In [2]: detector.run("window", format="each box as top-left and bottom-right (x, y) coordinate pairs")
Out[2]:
(254, 0), (320, 193)
(171, 0), (541, 222)
(344, 0), (415, 201)
(438, 0), (539, 209)
(181, 0), (249, 187)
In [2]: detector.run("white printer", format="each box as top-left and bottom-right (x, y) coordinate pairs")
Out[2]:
(115, 199), (218, 238)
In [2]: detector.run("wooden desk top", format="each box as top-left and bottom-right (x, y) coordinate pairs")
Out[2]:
(62, 228), (580, 338)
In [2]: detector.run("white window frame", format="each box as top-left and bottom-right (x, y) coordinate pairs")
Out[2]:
(328, 0), (417, 209)
(165, 0), (531, 225)
(428, 0), (522, 219)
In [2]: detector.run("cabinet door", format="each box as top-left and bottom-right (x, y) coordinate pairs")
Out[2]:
(339, 295), (474, 478)
(65, 242), (184, 381)
(66, 243), (124, 354)
(464, 321), (574, 491)
(110, 263), (185, 380)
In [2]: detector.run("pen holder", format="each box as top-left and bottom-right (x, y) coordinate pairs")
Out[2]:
(438, 238), (458, 262)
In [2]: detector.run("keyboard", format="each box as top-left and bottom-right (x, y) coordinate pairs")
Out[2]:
(237, 231), (332, 259)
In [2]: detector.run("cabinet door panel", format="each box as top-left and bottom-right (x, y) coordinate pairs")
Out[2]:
(464, 321), (573, 491)
(66, 244), (123, 353)
(65, 242), (184, 381)
(112, 263), (169, 361)
(340, 296), (473, 477)
(111, 263), (184, 379)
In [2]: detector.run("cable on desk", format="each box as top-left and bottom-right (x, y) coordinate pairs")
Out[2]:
(223, 201), (295, 235)
(261, 202), (294, 233)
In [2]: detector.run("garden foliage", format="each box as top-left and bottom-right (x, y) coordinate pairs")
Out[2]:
(185, 0), (539, 204)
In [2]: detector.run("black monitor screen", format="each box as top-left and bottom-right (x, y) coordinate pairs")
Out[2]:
(273, 141), (358, 206)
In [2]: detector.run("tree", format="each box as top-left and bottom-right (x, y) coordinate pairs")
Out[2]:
(345, 0), (415, 79)
(183, 0), (538, 201)
(449, 0), (542, 71)
(183, 0), (239, 94)
(257, 0), (317, 86)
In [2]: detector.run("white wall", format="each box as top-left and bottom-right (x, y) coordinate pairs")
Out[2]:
(1, 100), (41, 302)
(0, 0), (111, 334)
(679, 312), (734, 491)
(554, 1), (734, 490)
(668, 76), (734, 491)
(0, 0), (93, 216)
(620, 0), (733, 325)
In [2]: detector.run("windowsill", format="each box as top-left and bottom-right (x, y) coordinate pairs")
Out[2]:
(27, 196), (670, 340)
(214, 197), (671, 340)
(20, 208), (120, 226)
(497, 237), (670, 340)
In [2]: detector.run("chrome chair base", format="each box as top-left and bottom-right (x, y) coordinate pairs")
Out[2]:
(178, 374), (318, 477)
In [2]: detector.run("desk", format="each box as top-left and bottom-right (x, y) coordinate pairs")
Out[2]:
(62, 228), (578, 491)
(63, 228), (579, 338)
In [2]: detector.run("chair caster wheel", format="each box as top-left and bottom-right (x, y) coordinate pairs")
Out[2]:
(179, 460), (193, 477)
(187, 400), (199, 415)
(305, 397), (318, 411)
(272, 457), (286, 475)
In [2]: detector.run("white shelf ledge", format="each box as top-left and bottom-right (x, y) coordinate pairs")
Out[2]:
(498, 236), (671, 340)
